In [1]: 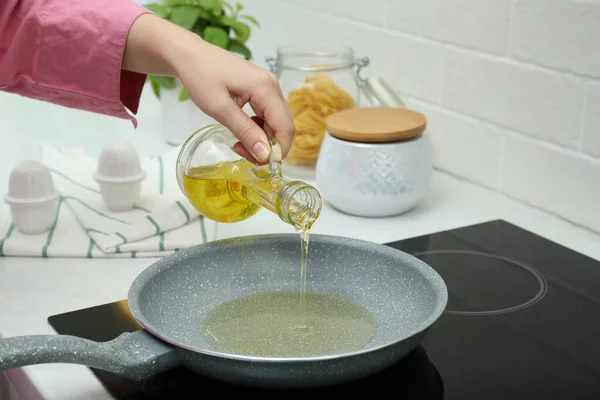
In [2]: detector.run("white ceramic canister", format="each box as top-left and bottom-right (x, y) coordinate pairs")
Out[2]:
(315, 107), (432, 217)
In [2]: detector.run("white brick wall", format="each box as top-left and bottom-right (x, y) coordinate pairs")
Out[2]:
(502, 134), (600, 231)
(442, 47), (584, 148)
(407, 99), (506, 190)
(583, 82), (600, 157)
(241, 0), (600, 233)
(288, 0), (387, 26)
(511, 0), (600, 77)
(388, 0), (511, 55)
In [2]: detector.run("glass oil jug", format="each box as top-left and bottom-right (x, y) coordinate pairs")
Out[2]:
(176, 124), (322, 231)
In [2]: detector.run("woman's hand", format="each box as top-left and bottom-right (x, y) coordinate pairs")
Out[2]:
(122, 13), (295, 163)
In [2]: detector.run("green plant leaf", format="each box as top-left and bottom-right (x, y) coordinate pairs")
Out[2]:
(239, 14), (259, 27)
(221, 0), (234, 13)
(197, 0), (222, 13)
(227, 39), (252, 60)
(191, 25), (204, 37)
(191, 23), (207, 37)
(203, 26), (229, 48)
(170, 5), (202, 29)
(199, 9), (212, 20)
(179, 87), (190, 101)
(153, 76), (177, 89)
(218, 16), (250, 43)
(149, 76), (161, 98)
(232, 21), (250, 43)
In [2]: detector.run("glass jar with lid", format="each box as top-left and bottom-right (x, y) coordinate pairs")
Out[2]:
(266, 46), (370, 179)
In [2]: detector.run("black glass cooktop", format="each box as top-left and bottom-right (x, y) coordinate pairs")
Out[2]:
(48, 220), (600, 399)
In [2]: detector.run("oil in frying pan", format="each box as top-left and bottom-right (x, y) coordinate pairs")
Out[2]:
(182, 150), (329, 345)
(201, 215), (377, 357)
(201, 290), (377, 357)
(184, 156), (375, 357)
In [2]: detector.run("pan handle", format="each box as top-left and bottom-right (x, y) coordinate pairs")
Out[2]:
(0, 330), (180, 382)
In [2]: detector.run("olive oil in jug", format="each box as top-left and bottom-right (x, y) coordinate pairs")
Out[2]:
(176, 125), (322, 231)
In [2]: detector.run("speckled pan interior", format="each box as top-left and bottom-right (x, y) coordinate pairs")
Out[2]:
(127, 234), (448, 360)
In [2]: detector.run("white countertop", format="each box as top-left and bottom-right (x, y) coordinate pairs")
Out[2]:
(2, 92), (600, 400)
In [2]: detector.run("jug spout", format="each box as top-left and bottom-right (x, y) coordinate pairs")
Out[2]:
(278, 181), (322, 230)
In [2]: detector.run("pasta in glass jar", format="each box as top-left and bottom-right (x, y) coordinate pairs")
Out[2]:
(266, 46), (370, 178)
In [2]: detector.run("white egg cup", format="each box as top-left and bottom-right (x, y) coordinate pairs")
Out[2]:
(94, 141), (146, 212)
(4, 160), (60, 234)
(93, 173), (146, 212)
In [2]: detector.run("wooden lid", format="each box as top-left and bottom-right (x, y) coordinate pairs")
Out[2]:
(325, 107), (427, 143)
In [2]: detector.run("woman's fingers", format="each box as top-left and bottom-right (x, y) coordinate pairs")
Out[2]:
(173, 38), (295, 163)
(210, 96), (272, 163)
(231, 117), (269, 165)
(248, 76), (295, 159)
(265, 105), (295, 159)
(232, 142), (267, 165)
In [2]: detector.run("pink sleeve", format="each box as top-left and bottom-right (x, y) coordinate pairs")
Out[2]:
(0, 0), (153, 127)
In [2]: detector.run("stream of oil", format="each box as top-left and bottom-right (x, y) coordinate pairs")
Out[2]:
(199, 156), (377, 357)
(202, 221), (377, 357)
(298, 228), (309, 332)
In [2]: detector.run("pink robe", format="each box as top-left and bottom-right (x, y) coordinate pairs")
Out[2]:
(0, 0), (151, 127)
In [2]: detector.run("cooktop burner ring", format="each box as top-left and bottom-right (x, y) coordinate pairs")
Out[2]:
(414, 250), (549, 316)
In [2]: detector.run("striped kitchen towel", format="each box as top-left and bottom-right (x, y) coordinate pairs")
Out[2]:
(0, 144), (217, 258)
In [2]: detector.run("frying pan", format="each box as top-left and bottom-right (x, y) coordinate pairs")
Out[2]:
(0, 234), (447, 388)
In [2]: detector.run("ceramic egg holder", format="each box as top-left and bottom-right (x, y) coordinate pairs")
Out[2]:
(4, 160), (60, 234)
(93, 141), (146, 212)
(3, 142), (145, 236)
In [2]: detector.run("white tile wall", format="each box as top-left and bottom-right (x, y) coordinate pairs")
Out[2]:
(380, 35), (443, 102)
(408, 99), (506, 190)
(389, 0), (512, 56)
(442, 47), (584, 148)
(583, 82), (600, 158)
(385, 0), (439, 39)
(241, 0), (600, 232)
(502, 134), (600, 233)
(288, 0), (387, 26)
(437, 0), (511, 56)
(511, 0), (600, 78)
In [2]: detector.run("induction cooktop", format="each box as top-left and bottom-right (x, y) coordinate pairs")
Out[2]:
(48, 220), (600, 399)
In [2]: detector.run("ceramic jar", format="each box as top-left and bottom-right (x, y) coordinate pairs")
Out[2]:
(315, 107), (432, 217)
